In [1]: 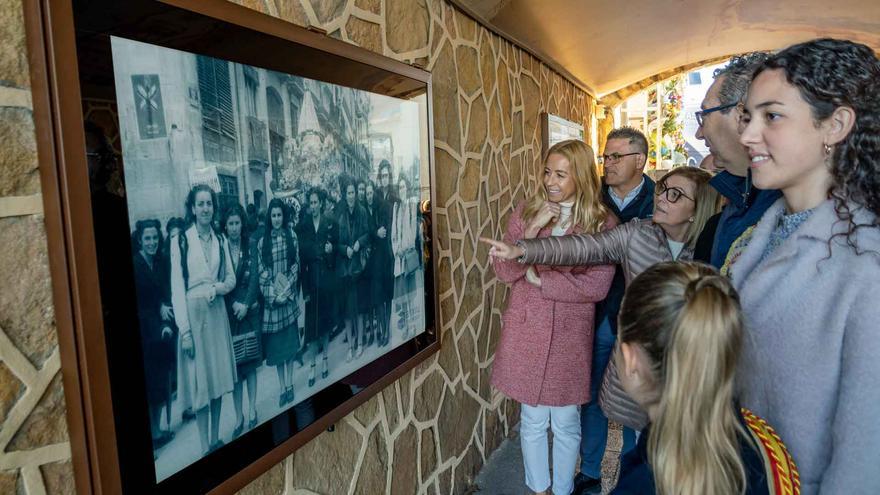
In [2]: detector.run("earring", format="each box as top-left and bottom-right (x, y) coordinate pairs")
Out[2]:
(823, 143), (832, 156)
(689, 217), (694, 223)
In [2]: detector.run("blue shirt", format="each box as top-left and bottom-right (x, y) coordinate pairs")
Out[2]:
(708, 171), (782, 268)
(608, 176), (646, 212)
(598, 175), (655, 332)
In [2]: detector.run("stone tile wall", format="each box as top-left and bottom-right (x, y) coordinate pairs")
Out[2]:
(0, 0), (75, 492)
(0, 0), (595, 493)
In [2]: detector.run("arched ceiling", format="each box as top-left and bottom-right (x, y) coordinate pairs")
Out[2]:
(452, 0), (880, 97)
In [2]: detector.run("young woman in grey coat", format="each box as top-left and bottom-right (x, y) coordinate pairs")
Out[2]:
(727, 39), (880, 495)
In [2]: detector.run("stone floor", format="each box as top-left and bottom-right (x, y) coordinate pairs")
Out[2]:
(472, 422), (623, 495)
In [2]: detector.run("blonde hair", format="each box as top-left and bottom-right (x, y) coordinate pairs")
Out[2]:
(618, 262), (748, 495)
(523, 140), (608, 234)
(656, 167), (720, 248)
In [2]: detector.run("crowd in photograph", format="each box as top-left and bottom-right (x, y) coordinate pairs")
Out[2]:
(129, 159), (424, 455)
(483, 38), (878, 495)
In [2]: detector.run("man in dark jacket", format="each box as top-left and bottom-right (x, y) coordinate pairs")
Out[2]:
(693, 53), (781, 268)
(574, 127), (654, 495)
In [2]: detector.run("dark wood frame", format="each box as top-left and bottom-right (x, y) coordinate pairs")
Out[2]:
(23, 0), (440, 493)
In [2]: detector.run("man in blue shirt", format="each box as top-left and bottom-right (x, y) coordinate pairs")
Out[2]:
(573, 127), (654, 495)
(694, 53), (782, 268)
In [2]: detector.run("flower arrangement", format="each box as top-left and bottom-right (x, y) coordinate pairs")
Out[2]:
(647, 76), (688, 168)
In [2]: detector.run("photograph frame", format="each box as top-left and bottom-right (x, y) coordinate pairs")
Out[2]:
(541, 111), (586, 156)
(23, 0), (440, 493)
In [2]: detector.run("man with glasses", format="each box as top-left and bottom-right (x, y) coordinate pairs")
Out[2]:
(573, 127), (654, 495)
(694, 53), (781, 268)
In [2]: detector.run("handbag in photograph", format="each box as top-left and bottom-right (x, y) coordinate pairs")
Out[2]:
(232, 331), (260, 364)
(597, 357), (649, 431)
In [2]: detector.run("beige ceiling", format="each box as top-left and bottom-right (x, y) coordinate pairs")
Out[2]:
(453, 0), (880, 96)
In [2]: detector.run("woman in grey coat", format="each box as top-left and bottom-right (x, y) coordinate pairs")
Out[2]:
(726, 39), (880, 495)
(482, 167), (719, 282)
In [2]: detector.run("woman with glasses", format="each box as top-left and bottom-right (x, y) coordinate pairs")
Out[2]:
(725, 38), (880, 494)
(483, 168), (719, 489)
(491, 139), (617, 495)
(483, 166), (719, 283)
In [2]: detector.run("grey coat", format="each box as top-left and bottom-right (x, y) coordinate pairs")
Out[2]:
(517, 218), (693, 280)
(729, 198), (880, 495)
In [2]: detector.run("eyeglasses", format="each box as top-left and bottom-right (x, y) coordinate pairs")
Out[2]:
(598, 152), (640, 165)
(655, 181), (694, 203)
(695, 102), (737, 127)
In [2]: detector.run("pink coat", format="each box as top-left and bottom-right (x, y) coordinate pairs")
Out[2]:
(491, 203), (616, 407)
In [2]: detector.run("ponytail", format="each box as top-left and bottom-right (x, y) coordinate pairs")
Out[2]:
(650, 278), (746, 495)
(618, 262), (748, 495)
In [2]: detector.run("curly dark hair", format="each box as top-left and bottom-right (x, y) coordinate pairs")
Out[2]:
(183, 184), (220, 230)
(754, 38), (880, 251)
(222, 201), (249, 237)
(131, 218), (163, 256)
(221, 203), (250, 263)
(165, 216), (186, 237)
(307, 186), (327, 215)
(260, 198), (296, 269)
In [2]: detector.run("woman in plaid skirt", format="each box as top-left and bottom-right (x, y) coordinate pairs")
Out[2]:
(257, 198), (301, 408)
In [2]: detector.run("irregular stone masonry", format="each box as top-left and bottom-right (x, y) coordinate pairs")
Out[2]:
(0, 0), (595, 493)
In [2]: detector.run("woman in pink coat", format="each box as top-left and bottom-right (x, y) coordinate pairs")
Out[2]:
(491, 139), (616, 495)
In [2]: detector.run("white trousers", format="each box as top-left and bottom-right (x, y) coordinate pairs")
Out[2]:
(520, 403), (581, 495)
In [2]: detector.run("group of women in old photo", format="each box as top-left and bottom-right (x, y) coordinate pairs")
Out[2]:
(483, 38), (879, 495)
(131, 161), (422, 455)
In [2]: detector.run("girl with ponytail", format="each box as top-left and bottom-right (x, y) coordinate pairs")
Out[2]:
(612, 262), (799, 495)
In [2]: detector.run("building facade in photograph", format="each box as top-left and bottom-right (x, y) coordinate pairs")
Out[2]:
(112, 38), (373, 228)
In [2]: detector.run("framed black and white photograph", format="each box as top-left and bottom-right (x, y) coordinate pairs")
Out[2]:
(112, 35), (429, 482)
(32, 0), (440, 492)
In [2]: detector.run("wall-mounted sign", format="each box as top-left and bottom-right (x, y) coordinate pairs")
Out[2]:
(541, 112), (585, 155)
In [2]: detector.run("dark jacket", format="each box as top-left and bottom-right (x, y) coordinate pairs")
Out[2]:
(297, 213), (337, 295)
(597, 174), (655, 332)
(612, 407), (799, 495)
(378, 186), (399, 268)
(133, 252), (170, 345)
(224, 236), (261, 319)
(336, 201), (371, 278)
(693, 213), (720, 264)
(699, 170), (781, 268)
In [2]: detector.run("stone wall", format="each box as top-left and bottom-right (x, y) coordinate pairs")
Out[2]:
(0, 0), (75, 493)
(0, 0), (595, 494)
